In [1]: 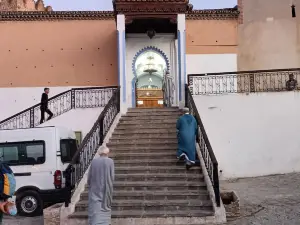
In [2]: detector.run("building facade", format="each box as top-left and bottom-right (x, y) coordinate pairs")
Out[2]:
(238, 0), (300, 70)
(0, 0), (239, 119)
(0, 0), (52, 11)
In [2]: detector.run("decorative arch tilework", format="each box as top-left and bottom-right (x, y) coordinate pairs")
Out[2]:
(131, 46), (170, 107)
(132, 46), (170, 79)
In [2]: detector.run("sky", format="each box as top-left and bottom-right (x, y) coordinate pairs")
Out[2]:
(43, 0), (237, 11)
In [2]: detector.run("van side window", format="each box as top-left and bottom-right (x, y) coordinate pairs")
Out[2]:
(24, 142), (45, 164)
(0, 141), (45, 166)
(0, 145), (19, 164)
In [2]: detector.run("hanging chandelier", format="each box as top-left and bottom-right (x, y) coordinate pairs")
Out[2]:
(143, 55), (158, 75)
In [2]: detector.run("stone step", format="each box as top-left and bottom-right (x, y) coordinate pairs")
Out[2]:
(109, 144), (177, 151)
(128, 108), (179, 112)
(120, 115), (179, 120)
(111, 133), (176, 139)
(126, 111), (181, 117)
(118, 119), (177, 125)
(109, 139), (177, 145)
(111, 173), (204, 182)
(80, 190), (210, 201)
(109, 138), (177, 145)
(113, 159), (188, 167)
(111, 152), (176, 159)
(69, 209), (214, 219)
(114, 166), (201, 174)
(113, 129), (176, 135)
(110, 148), (176, 154)
(107, 142), (178, 148)
(91, 181), (207, 192)
(116, 124), (176, 130)
(74, 199), (213, 212)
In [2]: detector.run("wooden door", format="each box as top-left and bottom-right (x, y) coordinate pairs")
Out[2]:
(137, 97), (163, 108)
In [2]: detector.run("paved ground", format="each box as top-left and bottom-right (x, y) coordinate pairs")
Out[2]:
(222, 172), (300, 225)
(2, 203), (60, 225)
(2, 173), (300, 224)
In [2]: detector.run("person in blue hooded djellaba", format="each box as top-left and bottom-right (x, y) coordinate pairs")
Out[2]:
(176, 107), (199, 170)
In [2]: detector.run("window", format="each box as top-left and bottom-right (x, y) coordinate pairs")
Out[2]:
(75, 131), (82, 145)
(60, 139), (78, 163)
(0, 145), (19, 164)
(0, 141), (45, 166)
(25, 143), (45, 164)
(292, 5), (296, 18)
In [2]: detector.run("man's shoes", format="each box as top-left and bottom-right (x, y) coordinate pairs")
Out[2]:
(176, 155), (186, 165)
(177, 154), (186, 162)
(186, 161), (195, 170)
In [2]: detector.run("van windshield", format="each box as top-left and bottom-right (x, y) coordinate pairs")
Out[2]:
(60, 139), (78, 163)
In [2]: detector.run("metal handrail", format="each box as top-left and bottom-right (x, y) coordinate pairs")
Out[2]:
(0, 86), (118, 130)
(64, 87), (120, 206)
(188, 68), (300, 94)
(185, 84), (220, 207)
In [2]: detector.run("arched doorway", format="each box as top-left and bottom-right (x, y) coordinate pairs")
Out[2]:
(132, 47), (169, 108)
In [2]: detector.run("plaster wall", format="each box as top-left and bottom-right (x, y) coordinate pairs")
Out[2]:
(38, 108), (103, 138)
(186, 19), (238, 75)
(0, 86), (93, 121)
(238, 0), (300, 70)
(186, 54), (237, 75)
(195, 92), (300, 179)
(0, 20), (118, 87)
(186, 20), (238, 54)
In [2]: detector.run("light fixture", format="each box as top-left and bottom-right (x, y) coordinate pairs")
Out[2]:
(147, 29), (156, 39)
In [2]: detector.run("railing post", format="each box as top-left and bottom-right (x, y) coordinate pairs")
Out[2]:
(71, 89), (76, 109)
(213, 164), (221, 207)
(99, 117), (104, 145)
(117, 88), (120, 113)
(64, 165), (73, 207)
(249, 74), (255, 93)
(185, 85), (188, 108)
(30, 108), (34, 128)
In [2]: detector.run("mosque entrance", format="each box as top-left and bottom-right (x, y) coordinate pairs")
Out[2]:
(133, 49), (168, 108)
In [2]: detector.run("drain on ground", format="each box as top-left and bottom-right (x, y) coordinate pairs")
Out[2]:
(221, 191), (240, 220)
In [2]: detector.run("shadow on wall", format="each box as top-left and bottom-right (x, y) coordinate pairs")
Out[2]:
(194, 92), (300, 179)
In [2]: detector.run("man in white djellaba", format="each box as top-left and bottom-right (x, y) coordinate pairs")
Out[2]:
(88, 145), (115, 225)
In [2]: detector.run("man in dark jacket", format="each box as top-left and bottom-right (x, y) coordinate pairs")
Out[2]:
(40, 88), (53, 124)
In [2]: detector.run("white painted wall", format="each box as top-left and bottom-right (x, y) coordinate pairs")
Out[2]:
(0, 86), (90, 121)
(186, 54), (237, 75)
(39, 108), (102, 138)
(194, 92), (300, 179)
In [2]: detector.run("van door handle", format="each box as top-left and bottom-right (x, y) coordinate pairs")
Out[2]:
(14, 173), (31, 177)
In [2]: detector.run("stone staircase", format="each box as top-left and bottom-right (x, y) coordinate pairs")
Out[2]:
(69, 107), (215, 224)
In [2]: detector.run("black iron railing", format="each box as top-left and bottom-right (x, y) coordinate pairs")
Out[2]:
(0, 86), (118, 130)
(188, 68), (300, 95)
(64, 87), (120, 206)
(185, 84), (220, 207)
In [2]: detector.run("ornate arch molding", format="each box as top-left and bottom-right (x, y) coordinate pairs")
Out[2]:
(132, 46), (170, 79)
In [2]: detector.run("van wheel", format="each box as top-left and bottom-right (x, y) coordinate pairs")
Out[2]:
(17, 190), (43, 217)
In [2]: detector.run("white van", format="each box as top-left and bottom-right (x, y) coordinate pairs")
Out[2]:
(0, 126), (78, 217)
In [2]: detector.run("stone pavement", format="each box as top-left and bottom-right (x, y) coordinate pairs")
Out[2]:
(2, 203), (60, 225)
(222, 172), (300, 225)
(1, 173), (300, 225)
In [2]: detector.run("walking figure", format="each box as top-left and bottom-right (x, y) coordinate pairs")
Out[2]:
(40, 88), (53, 124)
(88, 146), (114, 225)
